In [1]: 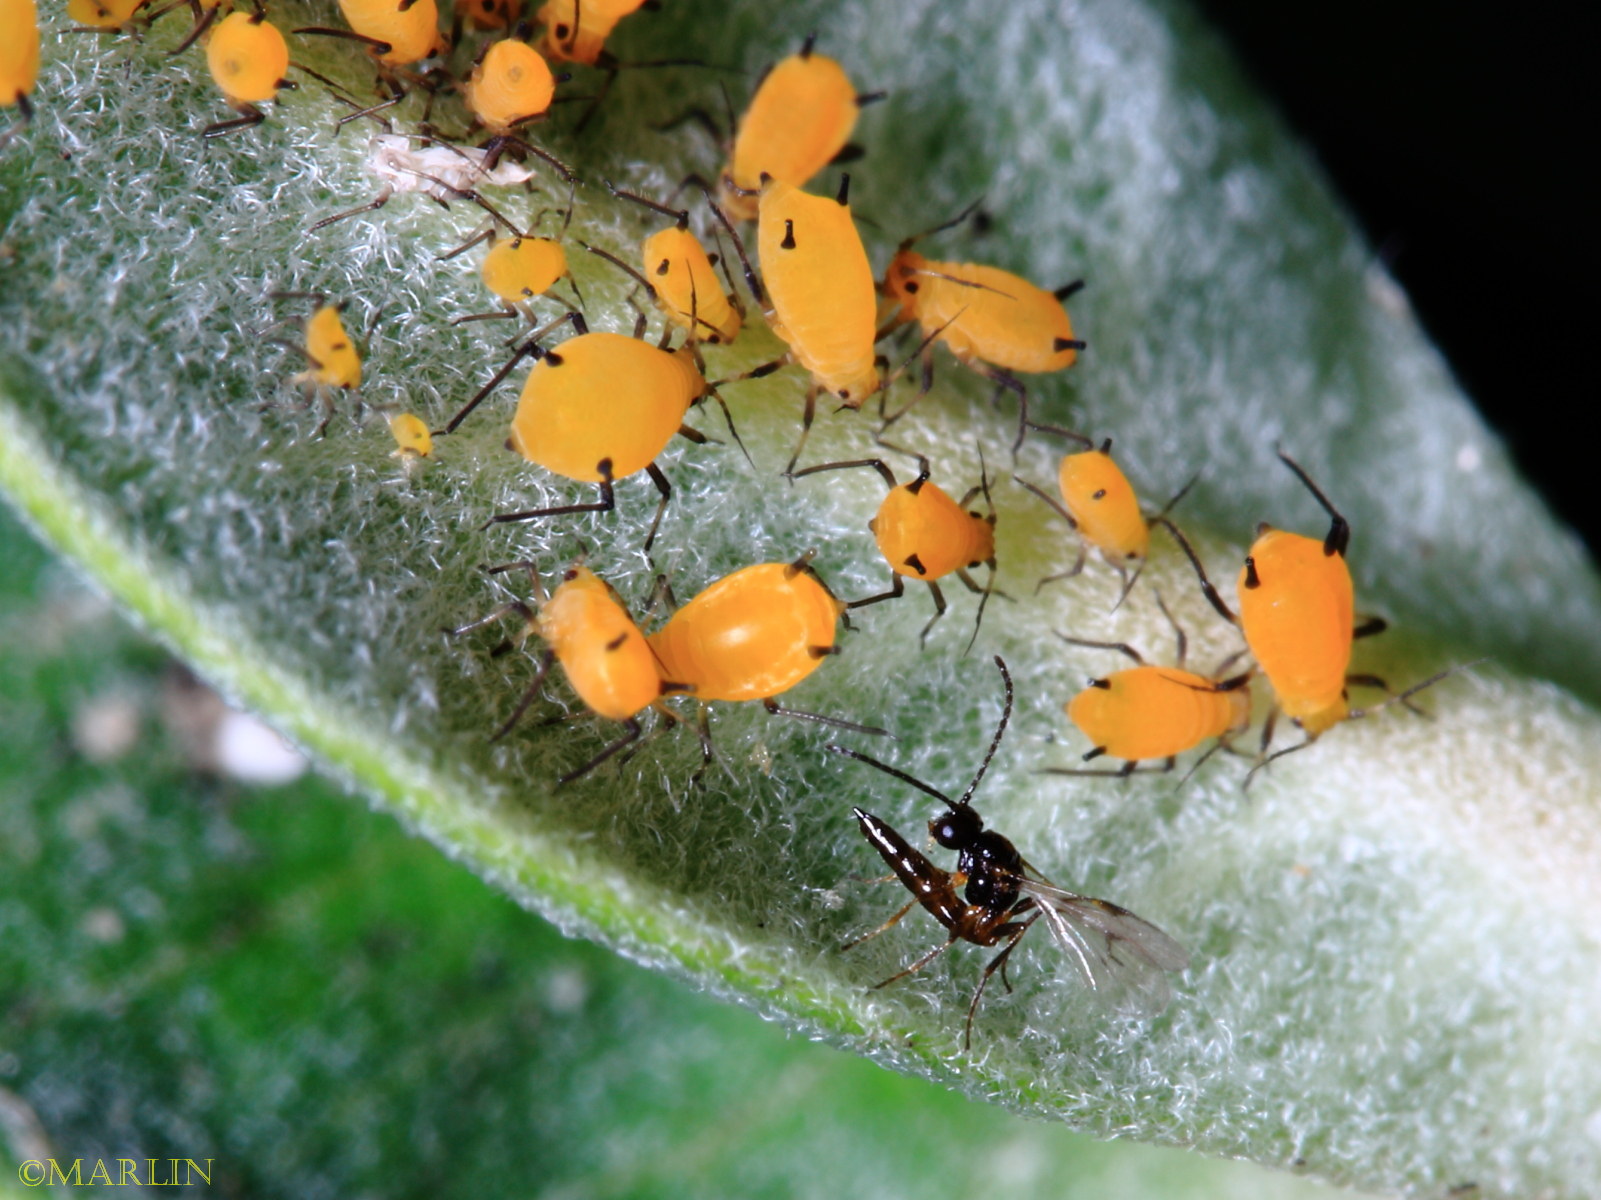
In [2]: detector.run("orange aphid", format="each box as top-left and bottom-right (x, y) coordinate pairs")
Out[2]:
(719, 38), (866, 222)
(450, 562), (684, 784)
(465, 37), (556, 134)
(67, 0), (143, 30)
(648, 558), (846, 704)
(792, 453), (998, 648)
(0, 0), (39, 147)
(536, 0), (647, 66)
(203, 11), (290, 136)
(335, 0), (443, 65)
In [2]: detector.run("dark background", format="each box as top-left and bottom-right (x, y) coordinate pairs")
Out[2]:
(1193, 0), (1595, 560)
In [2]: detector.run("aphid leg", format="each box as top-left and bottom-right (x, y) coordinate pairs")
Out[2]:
(685, 703), (717, 790)
(1043, 751), (1176, 780)
(954, 566), (1006, 659)
(1155, 591), (1188, 667)
(202, 105), (267, 140)
(845, 573), (905, 610)
(556, 717), (645, 786)
(481, 458), (618, 531)
(761, 697), (891, 738)
(1055, 632), (1146, 664)
(490, 648), (558, 742)
(790, 457), (899, 488)
(333, 75), (407, 134)
(309, 185), (396, 233)
(913, 580), (948, 647)
(783, 385), (822, 477)
(701, 386), (754, 468)
(639, 461), (674, 555)
(443, 599), (535, 646)
(1346, 672), (1430, 718)
(975, 366), (1030, 457)
(166, 0), (222, 56)
(1012, 472), (1084, 583)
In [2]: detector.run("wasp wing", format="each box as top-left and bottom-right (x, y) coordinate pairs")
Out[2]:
(1018, 874), (1189, 1017)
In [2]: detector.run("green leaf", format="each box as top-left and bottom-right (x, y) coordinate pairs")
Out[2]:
(2, 2), (1597, 1198)
(0, 505), (1350, 1198)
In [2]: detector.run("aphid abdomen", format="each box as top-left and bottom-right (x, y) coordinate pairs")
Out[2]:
(1239, 529), (1354, 733)
(508, 333), (700, 482)
(539, 570), (662, 721)
(647, 563), (844, 702)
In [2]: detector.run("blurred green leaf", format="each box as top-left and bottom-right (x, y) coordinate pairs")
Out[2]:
(1, 1), (1597, 1197)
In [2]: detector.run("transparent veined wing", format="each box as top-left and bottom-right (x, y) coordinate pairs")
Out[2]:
(1018, 874), (1189, 1017)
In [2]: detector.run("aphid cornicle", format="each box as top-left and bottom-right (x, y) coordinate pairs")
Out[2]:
(722, 174), (880, 475)
(879, 204), (1086, 452)
(791, 451), (999, 650)
(833, 657), (1190, 1049)
(535, 0), (647, 66)
(0, 0), (39, 149)
(449, 561), (694, 784)
(717, 36), (876, 223)
(1052, 594), (1252, 779)
(202, 10), (291, 138)
(1014, 430), (1195, 607)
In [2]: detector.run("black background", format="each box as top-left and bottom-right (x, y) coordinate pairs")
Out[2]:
(1193, 0), (1595, 560)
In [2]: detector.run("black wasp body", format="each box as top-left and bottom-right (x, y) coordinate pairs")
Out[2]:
(833, 657), (1189, 1048)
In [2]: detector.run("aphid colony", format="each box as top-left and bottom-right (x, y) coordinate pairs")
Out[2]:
(18, 3), (1476, 1049)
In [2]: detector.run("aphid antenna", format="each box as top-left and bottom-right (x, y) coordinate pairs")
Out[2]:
(1019, 420), (1095, 450)
(604, 179), (690, 228)
(1153, 516), (1238, 627)
(704, 185), (765, 305)
(895, 198), (987, 251)
(437, 310), (582, 435)
(702, 188), (759, 307)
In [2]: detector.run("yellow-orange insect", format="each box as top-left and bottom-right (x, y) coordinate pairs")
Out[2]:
(1014, 431), (1194, 607)
(443, 315), (735, 553)
(718, 36), (875, 222)
(269, 297), (363, 436)
(536, 0), (646, 66)
(465, 36), (556, 136)
(648, 555), (887, 740)
(0, 0), (38, 148)
(450, 561), (691, 783)
(66, 0), (143, 31)
(880, 204), (1086, 450)
(1168, 450), (1463, 782)
(720, 175), (880, 474)
(792, 451), (998, 649)
(202, 10), (290, 137)
(1052, 595), (1251, 779)
(587, 183), (745, 345)
(388, 412), (433, 460)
